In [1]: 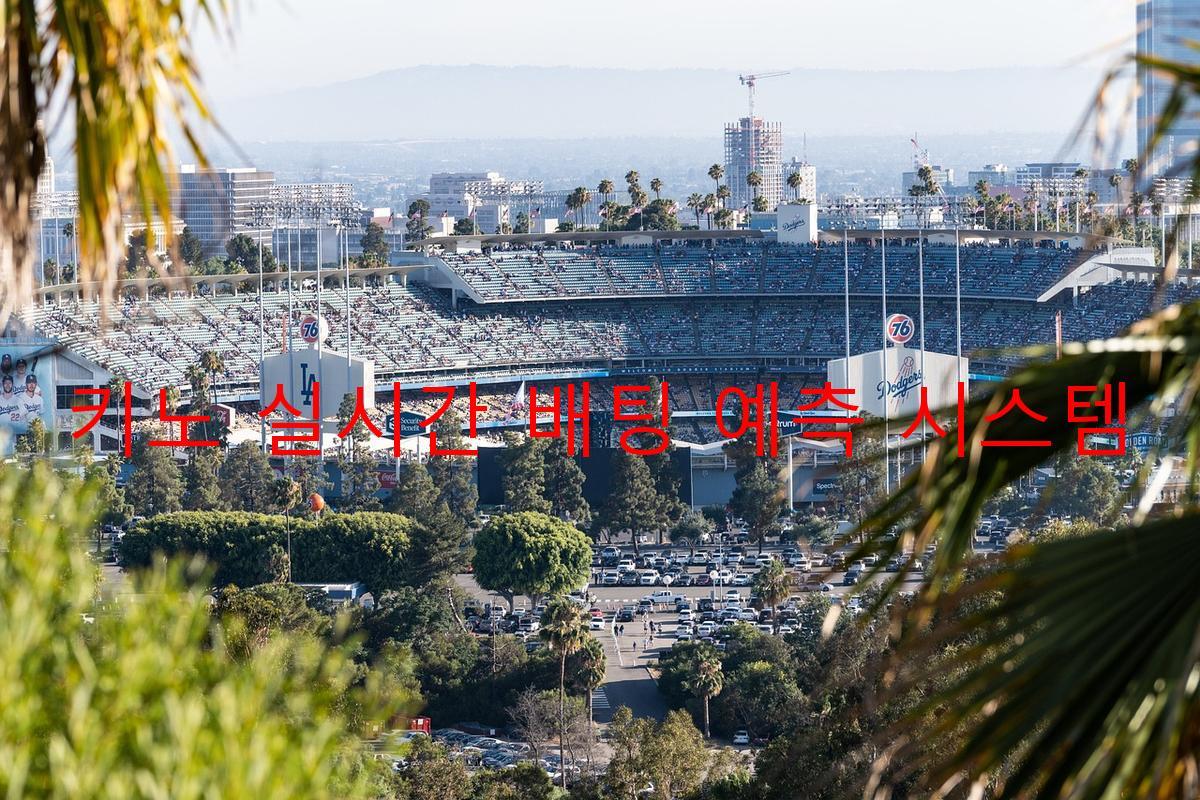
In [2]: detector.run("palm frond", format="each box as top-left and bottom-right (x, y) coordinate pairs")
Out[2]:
(883, 514), (1200, 800)
(0, 0), (228, 321)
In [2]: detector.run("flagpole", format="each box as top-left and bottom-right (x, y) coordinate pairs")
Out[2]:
(880, 228), (889, 493)
(955, 226), (963, 390)
(843, 230), (850, 364)
(258, 229), (266, 452)
(918, 229), (927, 453)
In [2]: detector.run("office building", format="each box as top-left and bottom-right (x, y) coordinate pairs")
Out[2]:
(174, 166), (275, 258)
(1138, 0), (1200, 178)
(724, 117), (784, 210)
(967, 164), (1011, 189)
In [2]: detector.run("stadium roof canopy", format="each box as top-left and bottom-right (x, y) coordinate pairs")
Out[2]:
(404, 229), (765, 252)
(817, 228), (1129, 249)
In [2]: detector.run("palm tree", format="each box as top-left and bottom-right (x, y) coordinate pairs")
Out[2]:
(539, 598), (589, 790)
(1131, 191), (1146, 244)
(746, 170), (762, 201)
(684, 652), (723, 739)
(597, 180), (614, 231)
(579, 187), (593, 229)
(0, 0), (225, 319)
(686, 193), (704, 228)
(751, 560), (792, 634)
(786, 171), (802, 201)
(649, 178), (663, 200)
(199, 351), (224, 407)
(624, 170), (640, 189)
(716, 184), (731, 212)
(703, 193), (717, 229)
(576, 637), (606, 768)
(564, 189), (581, 228)
(708, 164), (724, 200)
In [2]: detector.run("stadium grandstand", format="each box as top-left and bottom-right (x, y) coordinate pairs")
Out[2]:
(22, 230), (1197, 453)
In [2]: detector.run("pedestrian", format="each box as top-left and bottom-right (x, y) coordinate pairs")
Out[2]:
(632, 641), (638, 653)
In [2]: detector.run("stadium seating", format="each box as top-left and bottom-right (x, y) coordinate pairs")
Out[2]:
(27, 243), (1200, 401)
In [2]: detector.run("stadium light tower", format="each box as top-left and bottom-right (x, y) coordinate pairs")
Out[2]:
(738, 71), (789, 121)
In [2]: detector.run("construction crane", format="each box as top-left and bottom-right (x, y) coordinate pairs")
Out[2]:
(738, 71), (790, 120)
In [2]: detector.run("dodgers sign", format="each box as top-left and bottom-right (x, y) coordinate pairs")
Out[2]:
(885, 314), (915, 345)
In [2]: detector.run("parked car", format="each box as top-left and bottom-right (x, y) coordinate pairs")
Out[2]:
(616, 606), (635, 623)
(589, 617), (607, 630)
(732, 730), (751, 745)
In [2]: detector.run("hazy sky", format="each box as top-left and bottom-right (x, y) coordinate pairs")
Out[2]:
(196, 0), (1138, 99)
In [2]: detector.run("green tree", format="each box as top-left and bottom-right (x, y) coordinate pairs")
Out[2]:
(388, 460), (467, 587)
(684, 652), (723, 739)
(359, 221), (391, 265)
(543, 438), (591, 525)
(471, 512), (592, 611)
(125, 432), (184, 517)
(599, 450), (660, 553)
(387, 738), (471, 800)
(183, 445), (226, 511)
(0, 464), (392, 798)
(220, 441), (281, 512)
(426, 406), (478, 526)
(120, 510), (415, 596)
(85, 455), (132, 529)
(649, 177), (663, 200)
(335, 393), (381, 512)
(670, 509), (714, 556)
(1044, 454), (1121, 525)
(729, 460), (785, 553)
(225, 232), (276, 273)
(452, 217), (475, 236)
(178, 225), (203, 266)
(406, 200), (433, 239)
(539, 597), (589, 789)
(500, 433), (551, 513)
(211, 582), (332, 659)
(14, 416), (49, 456)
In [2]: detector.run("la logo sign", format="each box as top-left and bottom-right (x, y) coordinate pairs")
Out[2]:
(885, 313), (915, 345)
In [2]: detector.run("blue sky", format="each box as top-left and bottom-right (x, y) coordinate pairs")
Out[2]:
(195, 0), (1137, 99)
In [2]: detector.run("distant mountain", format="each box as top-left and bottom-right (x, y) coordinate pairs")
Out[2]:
(215, 64), (1116, 142)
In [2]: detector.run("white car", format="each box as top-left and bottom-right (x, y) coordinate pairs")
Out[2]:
(724, 589), (742, 602)
(732, 730), (750, 745)
(638, 570), (659, 586)
(690, 552), (709, 566)
(714, 569), (734, 584)
(732, 573), (752, 586)
(697, 621), (717, 636)
(677, 608), (693, 623)
(589, 617), (607, 630)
